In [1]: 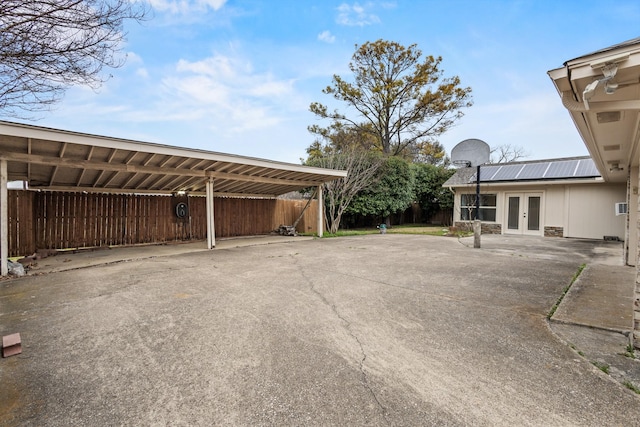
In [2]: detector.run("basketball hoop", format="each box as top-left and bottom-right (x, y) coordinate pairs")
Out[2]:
(450, 139), (490, 168)
(452, 159), (471, 167)
(450, 138), (491, 249)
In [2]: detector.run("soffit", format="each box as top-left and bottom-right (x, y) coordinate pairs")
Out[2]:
(548, 39), (640, 183)
(0, 121), (347, 197)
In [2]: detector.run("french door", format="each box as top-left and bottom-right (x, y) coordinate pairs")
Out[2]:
(505, 192), (543, 235)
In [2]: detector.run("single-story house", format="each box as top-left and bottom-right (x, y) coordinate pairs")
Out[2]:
(444, 156), (626, 239)
(547, 37), (640, 348)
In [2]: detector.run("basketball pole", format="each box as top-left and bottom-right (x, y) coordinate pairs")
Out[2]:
(474, 164), (481, 249)
(475, 165), (480, 220)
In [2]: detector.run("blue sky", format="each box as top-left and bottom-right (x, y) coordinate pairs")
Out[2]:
(6, 0), (640, 164)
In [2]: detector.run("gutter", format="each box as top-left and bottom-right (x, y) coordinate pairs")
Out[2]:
(561, 91), (640, 112)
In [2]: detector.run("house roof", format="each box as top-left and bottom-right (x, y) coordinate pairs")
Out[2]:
(443, 156), (601, 187)
(564, 37), (640, 65)
(548, 38), (640, 183)
(0, 121), (347, 198)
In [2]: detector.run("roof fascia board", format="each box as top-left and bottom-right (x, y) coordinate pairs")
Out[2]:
(28, 186), (279, 198)
(448, 177), (605, 188)
(565, 49), (640, 69)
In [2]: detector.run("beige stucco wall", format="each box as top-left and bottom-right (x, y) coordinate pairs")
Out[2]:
(544, 187), (565, 227)
(452, 182), (626, 239)
(628, 167), (639, 267)
(565, 184), (626, 240)
(635, 166), (640, 348)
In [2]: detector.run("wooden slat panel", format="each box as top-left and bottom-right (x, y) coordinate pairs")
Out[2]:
(7, 190), (320, 256)
(7, 191), (36, 256)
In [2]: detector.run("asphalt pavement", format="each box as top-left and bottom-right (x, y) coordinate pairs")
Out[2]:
(1, 233), (639, 426)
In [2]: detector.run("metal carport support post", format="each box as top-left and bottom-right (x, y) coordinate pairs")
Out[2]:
(206, 179), (216, 249)
(317, 184), (323, 238)
(1, 159), (8, 276)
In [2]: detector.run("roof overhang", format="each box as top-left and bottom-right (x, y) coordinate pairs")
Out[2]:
(548, 38), (640, 183)
(447, 177), (606, 189)
(0, 121), (347, 198)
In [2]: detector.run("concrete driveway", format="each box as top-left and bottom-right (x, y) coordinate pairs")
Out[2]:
(1, 234), (638, 426)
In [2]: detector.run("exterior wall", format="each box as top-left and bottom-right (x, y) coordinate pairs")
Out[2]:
(628, 167), (639, 266)
(635, 168), (640, 348)
(452, 181), (626, 240)
(544, 226), (564, 237)
(544, 187), (565, 228)
(565, 184), (626, 240)
(453, 221), (501, 234)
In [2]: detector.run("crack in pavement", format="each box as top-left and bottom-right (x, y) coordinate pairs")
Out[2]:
(293, 255), (389, 422)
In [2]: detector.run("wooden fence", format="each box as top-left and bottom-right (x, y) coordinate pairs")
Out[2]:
(5, 190), (318, 257)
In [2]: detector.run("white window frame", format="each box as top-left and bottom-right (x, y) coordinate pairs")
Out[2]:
(460, 193), (497, 222)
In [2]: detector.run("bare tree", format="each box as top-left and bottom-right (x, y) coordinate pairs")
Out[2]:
(0, 0), (147, 117)
(309, 147), (384, 234)
(490, 144), (529, 163)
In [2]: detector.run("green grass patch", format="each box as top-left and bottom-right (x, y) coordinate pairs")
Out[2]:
(622, 343), (636, 359)
(623, 380), (640, 394)
(547, 263), (586, 319)
(592, 361), (610, 374)
(386, 225), (450, 236)
(319, 224), (453, 238)
(319, 230), (377, 238)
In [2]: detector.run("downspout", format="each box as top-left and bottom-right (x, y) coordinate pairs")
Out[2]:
(561, 91), (588, 112)
(561, 91), (640, 112)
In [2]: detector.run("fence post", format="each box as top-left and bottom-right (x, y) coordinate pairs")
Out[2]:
(206, 179), (216, 249)
(1, 160), (8, 276)
(317, 184), (323, 238)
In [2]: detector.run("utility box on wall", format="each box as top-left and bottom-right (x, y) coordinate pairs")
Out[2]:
(615, 202), (628, 216)
(172, 195), (189, 221)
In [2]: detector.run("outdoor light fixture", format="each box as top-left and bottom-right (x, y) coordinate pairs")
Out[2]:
(583, 63), (619, 109)
(604, 80), (619, 94)
(609, 163), (624, 172)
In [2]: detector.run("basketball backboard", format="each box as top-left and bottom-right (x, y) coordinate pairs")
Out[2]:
(451, 139), (490, 167)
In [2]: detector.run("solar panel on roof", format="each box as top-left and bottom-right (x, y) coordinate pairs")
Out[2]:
(489, 164), (524, 181)
(517, 163), (549, 179)
(574, 159), (599, 177)
(544, 160), (578, 178)
(477, 165), (501, 180)
(472, 158), (600, 183)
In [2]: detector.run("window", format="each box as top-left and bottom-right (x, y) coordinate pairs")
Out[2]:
(460, 193), (497, 222)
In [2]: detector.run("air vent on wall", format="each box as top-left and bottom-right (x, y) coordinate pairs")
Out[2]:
(597, 111), (622, 123)
(615, 202), (628, 216)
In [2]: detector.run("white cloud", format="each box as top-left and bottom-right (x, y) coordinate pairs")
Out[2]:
(318, 30), (336, 43)
(136, 68), (149, 78)
(159, 53), (297, 134)
(122, 52), (149, 78)
(149, 0), (227, 14)
(125, 52), (144, 65)
(336, 2), (380, 26)
(172, 55), (294, 98)
(176, 56), (240, 78)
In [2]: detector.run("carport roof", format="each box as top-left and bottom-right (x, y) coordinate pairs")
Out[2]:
(0, 121), (347, 197)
